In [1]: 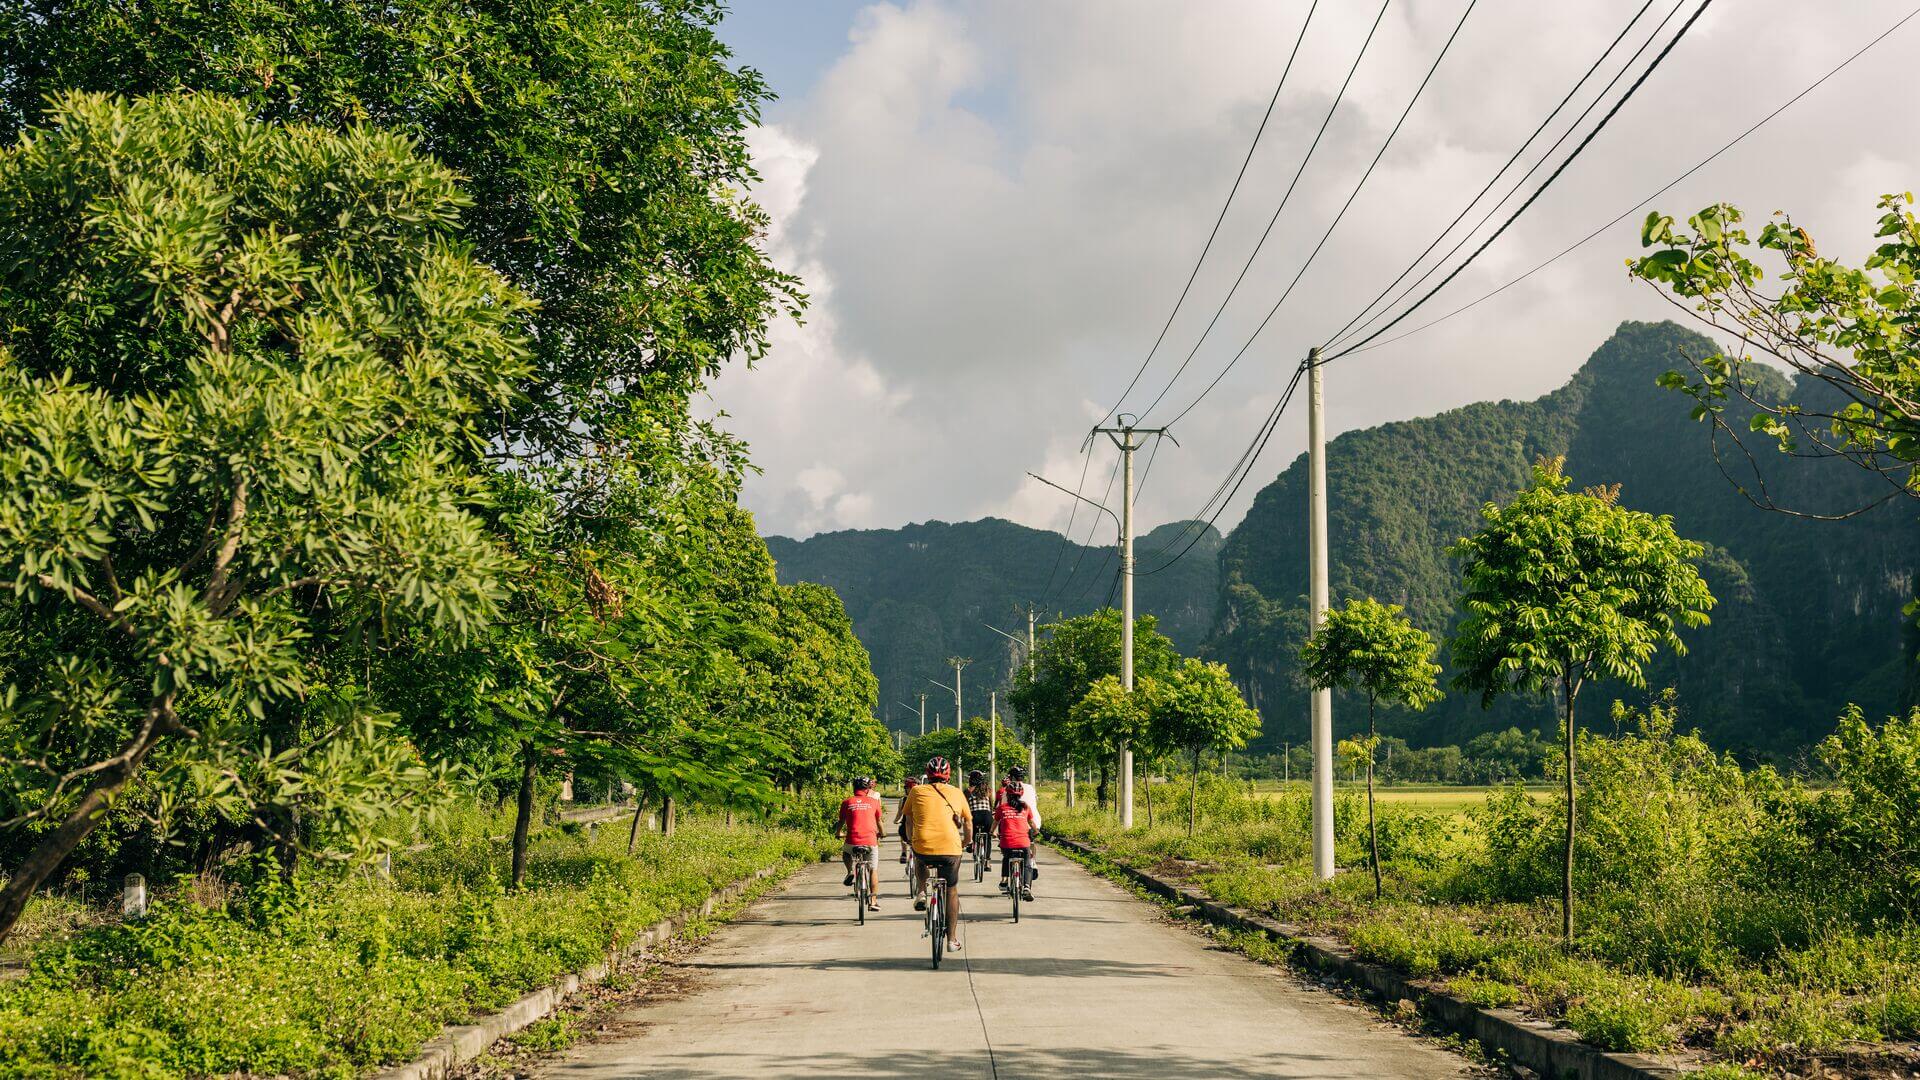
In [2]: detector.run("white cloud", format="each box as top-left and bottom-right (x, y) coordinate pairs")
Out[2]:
(713, 0), (1917, 539)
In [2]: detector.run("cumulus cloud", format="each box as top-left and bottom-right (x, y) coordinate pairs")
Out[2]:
(712, 0), (1916, 539)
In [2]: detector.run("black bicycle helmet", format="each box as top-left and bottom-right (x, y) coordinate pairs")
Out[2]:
(852, 776), (872, 792)
(967, 769), (985, 785)
(925, 755), (951, 780)
(1007, 765), (1026, 782)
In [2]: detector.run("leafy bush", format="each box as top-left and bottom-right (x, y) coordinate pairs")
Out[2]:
(0, 815), (815, 1078)
(1047, 697), (1920, 1070)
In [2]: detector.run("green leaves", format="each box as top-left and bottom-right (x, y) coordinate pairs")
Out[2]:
(0, 94), (532, 928)
(1446, 458), (1715, 704)
(1629, 194), (1920, 515)
(1300, 597), (1442, 713)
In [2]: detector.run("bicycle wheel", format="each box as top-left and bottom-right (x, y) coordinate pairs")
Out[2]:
(1011, 858), (1022, 922)
(856, 865), (867, 925)
(973, 836), (985, 882)
(929, 885), (945, 969)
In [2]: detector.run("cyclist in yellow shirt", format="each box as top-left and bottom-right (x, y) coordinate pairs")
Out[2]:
(899, 755), (971, 952)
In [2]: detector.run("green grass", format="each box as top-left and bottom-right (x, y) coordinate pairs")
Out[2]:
(1046, 769), (1920, 1074)
(0, 807), (825, 1079)
(1249, 783), (1550, 815)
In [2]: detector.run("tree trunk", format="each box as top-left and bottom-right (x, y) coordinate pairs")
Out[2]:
(1096, 761), (1110, 811)
(0, 703), (172, 943)
(1066, 766), (1076, 808)
(1562, 674), (1579, 940)
(1367, 695), (1381, 901)
(1189, 747), (1201, 838)
(627, 797), (646, 855)
(662, 795), (676, 838)
(511, 740), (537, 891)
(1143, 762), (1154, 827)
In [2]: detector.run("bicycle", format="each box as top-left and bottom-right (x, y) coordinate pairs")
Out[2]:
(924, 869), (949, 968)
(851, 845), (875, 925)
(972, 827), (991, 882)
(1004, 848), (1033, 922)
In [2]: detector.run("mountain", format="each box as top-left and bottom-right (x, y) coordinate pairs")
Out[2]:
(1209, 320), (1919, 760)
(765, 518), (1220, 735)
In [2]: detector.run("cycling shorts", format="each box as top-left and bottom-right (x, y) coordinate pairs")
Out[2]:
(971, 809), (993, 833)
(917, 853), (961, 887)
(844, 843), (878, 865)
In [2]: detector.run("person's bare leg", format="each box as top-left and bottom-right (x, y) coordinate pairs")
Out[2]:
(946, 878), (962, 947)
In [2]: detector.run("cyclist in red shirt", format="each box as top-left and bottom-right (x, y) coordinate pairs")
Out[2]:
(995, 785), (1038, 901)
(839, 777), (884, 910)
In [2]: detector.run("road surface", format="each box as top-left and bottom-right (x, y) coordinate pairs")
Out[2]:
(535, 846), (1474, 1079)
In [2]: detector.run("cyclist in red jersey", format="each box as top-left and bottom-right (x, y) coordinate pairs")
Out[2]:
(995, 786), (1038, 901)
(839, 777), (884, 910)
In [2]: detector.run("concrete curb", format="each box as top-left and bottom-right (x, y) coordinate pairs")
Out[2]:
(1048, 836), (1685, 1080)
(371, 862), (791, 1080)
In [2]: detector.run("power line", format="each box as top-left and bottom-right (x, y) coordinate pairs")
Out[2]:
(1036, 444), (1096, 602)
(1043, 451), (1120, 609)
(1138, 359), (1313, 575)
(1324, 0), (1716, 362)
(1324, 0), (1688, 352)
(1157, 0), (1481, 427)
(1335, 1), (1920, 360)
(1123, 0), (1393, 425)
(1319, 0), (1661, 350)
(1096, 0), (1321, 428)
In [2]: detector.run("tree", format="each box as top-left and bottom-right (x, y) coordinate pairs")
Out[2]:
(1066, 675), (1153, 811)
(1009, 609), (1176, 805)
(901, 719), (1026, 785)
(1147, 659), (1261, 837)
(1447, 458), (1715, 938)
(1, 0), (802, 456)
(0, 93), (531, 940)
(1299, 598), (1441, 897)
(1630, 197), (1919, 535)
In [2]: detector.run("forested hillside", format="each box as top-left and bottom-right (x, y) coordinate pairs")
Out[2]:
(1211, 320), (1919, 759)
(765, 518), (1220, 733)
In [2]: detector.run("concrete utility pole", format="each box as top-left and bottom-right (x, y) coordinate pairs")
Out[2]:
(984, 613), (1039, 794)
(1306, 346), (1335, 881)
(1027, 607), (1039, 790)
(989, 691), (999, 794)
(919, 694), (927, 736)
(1093, 419), (1172, 830)
(945, 657), (971, 730)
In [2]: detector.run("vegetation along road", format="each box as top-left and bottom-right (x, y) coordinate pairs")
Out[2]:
(533, 849), (1473, 1079)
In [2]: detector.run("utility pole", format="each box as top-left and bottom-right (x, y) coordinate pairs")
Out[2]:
(1093, 418), (1172, 830)
(1027, 606), (1039, 791)
(945, 657), (971, 729)
(919, 694), (927, 737)
(1307, 346), (1335, 881)
(989, 691), (998, 794)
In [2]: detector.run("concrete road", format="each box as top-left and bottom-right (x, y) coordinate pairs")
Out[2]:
(536, 847), (1474, 1079)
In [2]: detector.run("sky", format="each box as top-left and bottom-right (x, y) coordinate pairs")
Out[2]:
(705, 0), (1917, 543)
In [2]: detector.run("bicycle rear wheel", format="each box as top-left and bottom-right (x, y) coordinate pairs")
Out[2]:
(856, 865), (867, 925)
(929, 886), (945, 969)
(1010, 857), (1023, 921)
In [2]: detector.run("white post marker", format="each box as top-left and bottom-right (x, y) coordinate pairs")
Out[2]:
(1307, 347), (1335, 881)
(122, 873), (147, 918)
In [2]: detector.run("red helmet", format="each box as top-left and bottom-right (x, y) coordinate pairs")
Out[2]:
(903, 775), (919, 788)
(925, 756), (951, 780)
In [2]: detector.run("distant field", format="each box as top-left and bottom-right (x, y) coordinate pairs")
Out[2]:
(1246, 783), (1550, 814)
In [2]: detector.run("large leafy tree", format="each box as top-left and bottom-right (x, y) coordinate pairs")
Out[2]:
(1630, 197), (1918, 529)
(1447, 458), (1714, 938)
(1299, 597), (1441, 897)
(1009, 609), (1177, 806)
(0, 93), (530, 939)
(1146, 658), (1260, 838)
(0, 0), (802, 454)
